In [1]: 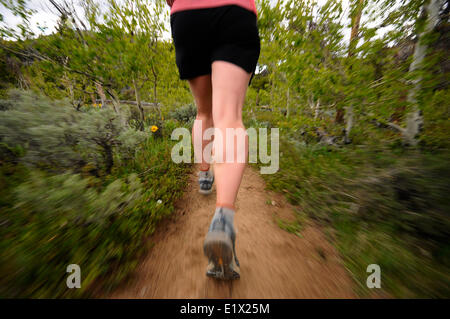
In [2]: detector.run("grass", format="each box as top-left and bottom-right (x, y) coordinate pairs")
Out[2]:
(275, 218), (303, 238)
(257, 128), (450, 298)
(0, 131), (190, 298)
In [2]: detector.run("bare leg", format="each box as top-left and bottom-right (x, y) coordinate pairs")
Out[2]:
(188, 74), (213, 171)
(211, 60), (252, 209)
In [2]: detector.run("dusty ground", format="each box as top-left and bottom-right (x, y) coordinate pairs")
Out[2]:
(108, 166), (356, 298)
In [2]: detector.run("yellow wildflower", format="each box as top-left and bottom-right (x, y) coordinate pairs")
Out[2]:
(151, 125), (158, 133)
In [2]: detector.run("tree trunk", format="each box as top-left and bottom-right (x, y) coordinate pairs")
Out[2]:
(62, 67), (75, 107)
(90, 92), (96, 106)
(94, 99), (159, 107)
(95, 82), (107, 109)
(286, 87), (290, 118)
(308, 95), (314, 115)
(403, 0), (443, 146)
(348, 0), (365, 58)
(132, 77), (145, 130)
(104, 88), (120, 114)
(338, 0), (365, 132)
(105, 87), (127, 127)
(314, 98), (320, 120)
(270, 78), (274, 106)
(344, 105), (354, 144)
(270, 63), (275, 106)
(151, 64), (159, 104)
(103, 143), (113, 175)
(153, 77), (158, 105)
(68, 79), (74, 106)
(335, 108), (345, 123)
(150, 65), (163, 120)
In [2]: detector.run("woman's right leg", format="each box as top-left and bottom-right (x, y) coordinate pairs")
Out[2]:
(202, 60), (252, 280)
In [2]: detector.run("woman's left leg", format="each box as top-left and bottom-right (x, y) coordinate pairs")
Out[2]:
(188, 74), (213, 171)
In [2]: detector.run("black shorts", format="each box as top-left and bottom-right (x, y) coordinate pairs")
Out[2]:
(170, 5), (261, 86)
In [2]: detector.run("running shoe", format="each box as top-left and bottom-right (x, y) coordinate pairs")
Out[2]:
(203, 208), (240, 280)
(198, 170), (214, 195)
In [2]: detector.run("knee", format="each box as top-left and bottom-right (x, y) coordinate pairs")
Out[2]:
(214, 117), (245, 131)
(196, 108), (213, 122)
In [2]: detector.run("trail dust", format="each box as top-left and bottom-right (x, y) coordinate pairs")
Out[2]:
(108, 166), (356, 298)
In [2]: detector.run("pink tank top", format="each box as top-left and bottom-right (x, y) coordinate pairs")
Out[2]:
(168, 0), (257, 17)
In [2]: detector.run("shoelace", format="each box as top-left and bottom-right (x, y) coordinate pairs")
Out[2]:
(199, 171), (212, 179)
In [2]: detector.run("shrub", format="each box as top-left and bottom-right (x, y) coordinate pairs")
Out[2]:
(0, 90), (190, 297)
(168, 103), (197, 124)
(0, 172), (142, 297)
(0, 90), (148, 174)
(260, 138), (450, 297)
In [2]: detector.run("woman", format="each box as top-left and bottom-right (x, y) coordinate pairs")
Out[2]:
(167, 0), (260, 280)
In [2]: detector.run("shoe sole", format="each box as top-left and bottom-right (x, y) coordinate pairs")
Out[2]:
(203, 231), (239, 280)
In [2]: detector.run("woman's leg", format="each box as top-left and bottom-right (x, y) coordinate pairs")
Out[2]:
(188, 74), (213, 171)
(211, 60), (252, 209)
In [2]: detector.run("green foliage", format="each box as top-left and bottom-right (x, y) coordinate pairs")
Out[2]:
(419, 89), (450, 150)
(0, 90), (189, 297)
(0, 90), (147, 174)
(260, 135), (450, 297)
(0, 172), (141, 297)
(0, 0), (35, 39)
(0, 0), (448, 299)
(168, 103), (197, 124)
(275, 216), (303, 238)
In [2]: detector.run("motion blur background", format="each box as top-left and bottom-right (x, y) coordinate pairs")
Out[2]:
(0, 0), (448, 298)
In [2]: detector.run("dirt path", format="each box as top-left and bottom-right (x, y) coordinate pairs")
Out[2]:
(109, 166), (356, 298)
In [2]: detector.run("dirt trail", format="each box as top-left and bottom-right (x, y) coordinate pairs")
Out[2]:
(109, 166), (356, 298)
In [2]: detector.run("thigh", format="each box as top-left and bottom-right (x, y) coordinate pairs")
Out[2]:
(210, 5), (261, 85)
(170, 10), (212, 79)
(211, 60), (251, 123)
(188, 74), (213, 114)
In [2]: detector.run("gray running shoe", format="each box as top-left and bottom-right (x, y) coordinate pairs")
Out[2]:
(198, 170), (214, 195)
(203, 208), (240, 280)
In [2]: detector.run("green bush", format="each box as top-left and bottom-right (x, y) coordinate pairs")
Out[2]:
(0, 90), (147, 174)
(260, 138), (450, 297)
(168, 103), (197, 124)
(0, 137), (188, 298)
(0, 172), (141, 297)
(0, 91), (189, 297)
